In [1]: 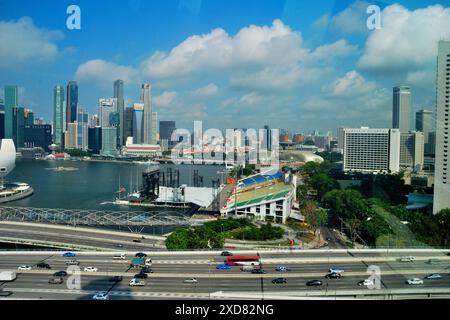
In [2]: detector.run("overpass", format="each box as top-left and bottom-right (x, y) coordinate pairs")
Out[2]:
(0, 221), (167, 250)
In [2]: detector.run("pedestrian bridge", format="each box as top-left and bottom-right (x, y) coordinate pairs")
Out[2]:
(0, 206), (193, 227)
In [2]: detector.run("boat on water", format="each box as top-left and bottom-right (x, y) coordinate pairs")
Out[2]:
(0, 182), (34, 203)
(133, 160), (159, 165)
(45, 166), (79, 171)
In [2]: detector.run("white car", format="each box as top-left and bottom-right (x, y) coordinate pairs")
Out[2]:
(113, 254), (126, 260)
(183, 278), (198, 284)
(145, 258), (152, 266)
(407, 278), (423, 285)
(84, 266), (98, 272)
(358, 279), (374, 286)
(129, 278), (145, 286)
(92, 292), (109, 300)
(18, 265), (32, 271)
(399, 256), (415, 262)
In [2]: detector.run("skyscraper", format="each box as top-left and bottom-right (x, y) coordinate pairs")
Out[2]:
(415, 109), (433, 155)
(141, 83), (152, 144)
(98, 98), (118, 128)
(393, 86), (411, 132)
(151, 111), (158, 144)
(343, 127), (400, 173)
(53, 85), (65, 146)
(114, 80), (124, 146)
(124, 107), (134, 141)
(13, 107), (25, 148)
(66, 81), (78, 126)
(399, 131), (424, 171)
(4, 85), (18, 139)
(132, 103), (144, 144)
(77, 108), (89, 151)
(159, 120), (176, 149)
(433, 41), (450, 214)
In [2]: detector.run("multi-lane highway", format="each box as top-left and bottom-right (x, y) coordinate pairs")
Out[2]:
(1, 249), (450, 300)
(0, 221), (166, 250)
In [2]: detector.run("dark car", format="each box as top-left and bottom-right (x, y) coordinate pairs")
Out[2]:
(251, 269), (266, 274)
(221, 251), (233, 256)
(109, 276), (123, 282)
(140, 266), (153, 273)
(36, 262), (51, 269)
(306, 280), (323, 286)
(133, 239), (142, 243)
(135, 252), (147, 258)
(325, 272), (342, 279)
(53, 271), (68, 277)
(134, 273), (148, 279)
(272, 278), (287, 284)
(48, 277), (63, 284)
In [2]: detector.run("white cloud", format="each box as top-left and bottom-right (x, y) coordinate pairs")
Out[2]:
(309, 39), (358, 62)
(0, 17), (63, 68)
(75, 59), (137, 87)
(153, 91), (177, 108)
(329, 1), (371, 35)
(324, 70), (377, 97)
(140, 19), (307, 80)
(312, 14), (330, 30)
(192, 83), (219, 96)
(358, 4), (450, 74)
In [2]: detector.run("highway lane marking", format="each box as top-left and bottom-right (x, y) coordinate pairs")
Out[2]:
(5, 287), (210, 298)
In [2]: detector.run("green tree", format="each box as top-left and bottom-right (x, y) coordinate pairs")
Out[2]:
(309, 173), (339, 199)
(301, 201), (328, 232)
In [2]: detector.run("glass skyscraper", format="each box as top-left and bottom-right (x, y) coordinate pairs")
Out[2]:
(53, 85), (65, 146)
(114, 79), (124, 146)
(4, 85), (18, 139)
(66, 81), (78, 126)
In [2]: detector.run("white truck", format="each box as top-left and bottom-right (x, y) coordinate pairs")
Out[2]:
(0, 271), (17, 281)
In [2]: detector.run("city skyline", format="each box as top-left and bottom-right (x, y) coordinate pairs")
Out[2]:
(1, 0), (450, 132)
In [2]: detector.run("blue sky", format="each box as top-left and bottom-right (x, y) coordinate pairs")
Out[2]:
(1, 0), (450, 133)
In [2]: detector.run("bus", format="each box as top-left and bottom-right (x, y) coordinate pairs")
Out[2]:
(226, 255), (260, 266)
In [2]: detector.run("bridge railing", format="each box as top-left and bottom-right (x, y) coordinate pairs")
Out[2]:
(0, 206), (191, 227)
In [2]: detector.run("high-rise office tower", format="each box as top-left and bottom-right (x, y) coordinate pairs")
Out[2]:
(88, 126), (102, 154)
(66, 81), (78, 126)
(343, 127), (401, 173)
(159, 121), (176, 149)
(4, 85), (18, 139)
(53, 85), (65, 146)
(433, 41), (450, 214)
(77, 108), (89, 151)
(98, 98), (118, 128)
(64, 122), (78, 149)
(13, 107), (25, 148)
(400, 131), (424, 171)
(393, 86), (411, 132)
(114, 80), (124, 146)
(263, 125), (272, 151)
(124, 107), (134, 141)
(151, 111), (158, 144)
(415, 109), (433, 155)
(132, 103), (144, 144)
(141, 83), (152, 144)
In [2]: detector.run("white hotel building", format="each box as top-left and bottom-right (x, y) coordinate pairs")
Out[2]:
(343, 127), (400, 174)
